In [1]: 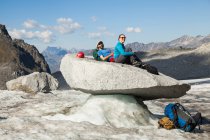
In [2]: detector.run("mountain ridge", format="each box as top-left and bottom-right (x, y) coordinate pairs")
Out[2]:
(0, 24), (50, 89)
(126, 34), (210, 52)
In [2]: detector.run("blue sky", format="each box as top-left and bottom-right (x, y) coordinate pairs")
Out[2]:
(0, 0), (210, 52)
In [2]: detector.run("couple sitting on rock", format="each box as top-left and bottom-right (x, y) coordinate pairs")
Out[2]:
(93, 34), (159, 75)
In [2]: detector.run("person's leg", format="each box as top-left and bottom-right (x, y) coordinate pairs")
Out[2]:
(124, 48), (133, 64)
(115, 55), (130, 64)
(124, 48), (143, 66)
(118, 48), (159, 74)
(115, 48), (138, 64)
(129, 53), (143, 67)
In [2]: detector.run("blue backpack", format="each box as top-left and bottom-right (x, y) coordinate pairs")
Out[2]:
(164, 103), (202, 132)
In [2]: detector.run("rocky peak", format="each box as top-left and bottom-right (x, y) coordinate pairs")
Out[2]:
(0, 24), (12, 40)
(170, 35), (194, 43)
(0, 24), (51, 89)
(13, 39), (39, 54)
(12, 39), (51, 74)
(13, 39), (26, 46)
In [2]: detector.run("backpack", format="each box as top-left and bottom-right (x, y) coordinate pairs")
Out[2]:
(164, 103), (202, 132)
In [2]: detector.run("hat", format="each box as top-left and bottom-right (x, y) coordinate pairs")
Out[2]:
(76, 51), (85, 58)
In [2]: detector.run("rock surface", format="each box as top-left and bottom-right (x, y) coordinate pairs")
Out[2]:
(0, 24), (50, 90)
(6, 72), (58, 93)
(60, 54), (190, 100)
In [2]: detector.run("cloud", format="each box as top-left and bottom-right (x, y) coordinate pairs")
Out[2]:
(91, 16), (97, 22)
(23, 18), (81, 34)
(88, 32), (101, 39)
(87, 26), (114, 39)
(23, 20), (38, 28)
(23, 19), (46, 29)
(9, 29), (54, 43)
(126, 27), (142, 33)
(104, 31), (114, 37)
(9, 17), (82, 43)
(53, 18), (81, 34)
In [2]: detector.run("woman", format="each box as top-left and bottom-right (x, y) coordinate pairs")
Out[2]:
(114, 34), (140, 66)
(114, 34), (159, 75)
(97, 41), (114, 62)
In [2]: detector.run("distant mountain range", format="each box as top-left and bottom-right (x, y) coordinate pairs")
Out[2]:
(126, 35), (210, 52)
(42, 47), (68, 73)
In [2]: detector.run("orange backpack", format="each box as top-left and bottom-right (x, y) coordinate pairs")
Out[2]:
(158, 117), (175, 130)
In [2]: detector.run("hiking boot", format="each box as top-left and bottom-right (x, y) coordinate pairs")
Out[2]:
(141, 63), (149, 69)
(132, 60), (142, 67)
(130, 56), (143, 67)
(140, 63), (159, 75)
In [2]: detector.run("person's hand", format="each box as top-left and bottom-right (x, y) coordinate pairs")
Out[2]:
(110, 52), (114, 56)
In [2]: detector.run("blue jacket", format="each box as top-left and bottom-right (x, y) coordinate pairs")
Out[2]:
(114, 42), (134, 59)
(97, 49), (112, 57)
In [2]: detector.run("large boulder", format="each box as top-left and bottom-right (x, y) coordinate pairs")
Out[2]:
(60, 54), (190, 100)
(6, 72), (58, 93)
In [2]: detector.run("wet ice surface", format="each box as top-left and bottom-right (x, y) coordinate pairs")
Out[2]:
(0, 78), (210, 140)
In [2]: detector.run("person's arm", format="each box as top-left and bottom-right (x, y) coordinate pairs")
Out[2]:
(116, 44), (134, 56)
(100, 52), (113, 61)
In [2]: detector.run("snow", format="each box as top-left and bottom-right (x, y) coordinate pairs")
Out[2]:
(0, 78), (210, 139)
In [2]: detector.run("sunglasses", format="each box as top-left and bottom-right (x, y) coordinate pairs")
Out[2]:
(120, 36), (126, 39)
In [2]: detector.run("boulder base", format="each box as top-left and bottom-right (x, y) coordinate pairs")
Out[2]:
(60, 54), (190, 100)
(43, 94), (157, 128)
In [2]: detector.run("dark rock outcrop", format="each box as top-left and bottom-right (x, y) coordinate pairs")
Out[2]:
(0, 24), (51, 89)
